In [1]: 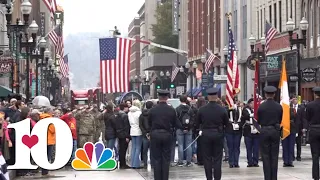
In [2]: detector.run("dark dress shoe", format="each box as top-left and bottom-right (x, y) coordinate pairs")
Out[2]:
(229, 165), (234, 168)
(247, 164), (253, 167)
(296, 157), (301, 161)
(283, 163), (289, 167)
(253, 164), (259, 167)
(288, 164), (294, 167)
(234, 165), (240, 168)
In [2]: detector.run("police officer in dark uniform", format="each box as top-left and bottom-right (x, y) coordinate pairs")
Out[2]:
(305, 87), (320, 180)
(148, 89), (180, 180)
(197, 87), (229, 180)
(257, 86), (283, 180)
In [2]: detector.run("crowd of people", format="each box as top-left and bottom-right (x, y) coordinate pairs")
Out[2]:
(0, 86), (318, 180)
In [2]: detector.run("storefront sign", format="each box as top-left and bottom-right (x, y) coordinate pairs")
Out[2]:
(39, 12), (46, 36)
(0, 57), (13, 74)
(302, 68), (316, 82)
(55, 11), (64, 25)
(266, 55), (281, 71)
(172, 0), (179, 35)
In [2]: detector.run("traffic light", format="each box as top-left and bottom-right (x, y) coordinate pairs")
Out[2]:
(156, 85), (161, 89)
(170, 84), (175, 88)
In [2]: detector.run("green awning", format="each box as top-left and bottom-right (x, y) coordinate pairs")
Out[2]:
(0, 85), (13, 97)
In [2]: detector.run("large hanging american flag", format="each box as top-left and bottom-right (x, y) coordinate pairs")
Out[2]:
(99, 38), (132, 93)
(42, 0), (57, 19)
(265, 21), (277, 53)
(226, 17), (240, 108)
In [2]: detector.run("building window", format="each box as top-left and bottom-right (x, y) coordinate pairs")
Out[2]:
(279, 1), (282, 32)
(257, 10), (260, 38)
(274, 3), (277, 29)
(286, 0), (288, 21)
(234, 10), (237, 41)
(260, 9), (263, 37)
(269, 5), (272, 23)
(243, 5), (247, 39)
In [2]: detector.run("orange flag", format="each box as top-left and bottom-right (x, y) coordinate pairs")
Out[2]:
(279, 59), (290, 139)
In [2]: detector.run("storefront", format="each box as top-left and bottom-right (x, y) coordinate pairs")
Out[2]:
(259, 51), (297, 100)
(300, 56), (320, 101)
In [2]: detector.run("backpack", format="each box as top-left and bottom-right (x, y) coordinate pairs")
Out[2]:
(179, 106), (192, 126)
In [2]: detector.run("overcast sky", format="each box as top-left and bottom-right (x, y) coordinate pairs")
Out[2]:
(57, 0), (145, 37)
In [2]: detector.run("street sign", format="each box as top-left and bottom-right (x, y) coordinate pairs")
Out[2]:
(176, 86), (184, 95)
(214, 75), (228, 82)
(302, 68), (316, 82)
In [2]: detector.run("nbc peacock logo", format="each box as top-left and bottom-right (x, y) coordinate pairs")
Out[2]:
(71, 142), (117, 170)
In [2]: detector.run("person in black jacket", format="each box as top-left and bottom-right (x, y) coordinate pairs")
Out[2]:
(139, 101), (153, 168)
(242, 98), (259, 167)
(104, 105), (116, 149)
(111, 103), (130, 169)
(225, 100), (244, 168)
(175, 95), (194, 167)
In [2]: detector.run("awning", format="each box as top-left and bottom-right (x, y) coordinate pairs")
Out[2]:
(0, 85), (13, 97)
(192, 88), (202, 97)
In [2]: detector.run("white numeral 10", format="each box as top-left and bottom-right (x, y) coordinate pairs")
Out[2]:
(7, 118), (73, 170)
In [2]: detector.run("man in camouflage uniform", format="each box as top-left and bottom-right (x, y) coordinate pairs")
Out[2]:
(77, 106), (97, 147)
(90, 105), (103, 142)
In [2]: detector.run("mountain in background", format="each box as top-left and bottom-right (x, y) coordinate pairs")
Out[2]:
(64, 32), (105, 89)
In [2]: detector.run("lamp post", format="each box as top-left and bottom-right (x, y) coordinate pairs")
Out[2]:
(286, 17), (308, 97)
(159, 70), (170, 90)
(42, 49), (50, 94)
(20, 20), (38, 102)
(223, 45), (228, 73)
(249, 34), (266, 94)
(5, 0), (33, 94)
(30, 37), (46, 96)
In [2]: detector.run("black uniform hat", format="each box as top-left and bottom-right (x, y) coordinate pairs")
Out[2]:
(206, 87), (219, 95)
(312, 87), (320, 95)
(247, 98), (254, 104)
(157, 89), (170, 97)
(264, 86), (277, 94)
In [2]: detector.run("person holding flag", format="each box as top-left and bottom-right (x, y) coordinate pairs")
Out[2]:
(279, 59), (293, 168)
(257, 86), (283, 180)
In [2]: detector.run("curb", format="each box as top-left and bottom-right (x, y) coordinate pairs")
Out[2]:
(9, 170), (16, 180)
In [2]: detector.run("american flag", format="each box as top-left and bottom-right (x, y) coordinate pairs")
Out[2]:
(265, 21), (278, 53)
(226, 18), (240, 108)
(48, 26), (59, 46)
(42, 0), (57, 19)
(205, 49), (220, 73)
(171, 62), (179, 82)
(60, 54), (69, 77)
(99, 38), (132, 93)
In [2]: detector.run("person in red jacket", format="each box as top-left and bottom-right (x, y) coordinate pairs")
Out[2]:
(60, 109), (77, 161)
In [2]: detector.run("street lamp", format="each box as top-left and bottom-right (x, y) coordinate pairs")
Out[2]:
(185, 62), (190, 69)
(31, 37), (46, 96)
(179, 66), (184, 72)
(160, 71), (164, 77)
(286, 17), (308, 97)
(192, 61), (197, 68)
(248, 34), (266, 95)
(5, 0), (32, 94)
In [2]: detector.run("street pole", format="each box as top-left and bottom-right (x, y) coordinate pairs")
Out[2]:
(297, 43), (301, 96)
(26, 43), (30, 102)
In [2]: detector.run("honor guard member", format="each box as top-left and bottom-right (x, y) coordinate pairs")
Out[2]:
(305, 87), (320, 180)
(197, 87), (229, 180)
(257, 86), (283, 180)
(148, 89), (180, 180)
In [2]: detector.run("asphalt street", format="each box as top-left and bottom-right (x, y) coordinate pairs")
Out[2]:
(14, 143), (313, 180)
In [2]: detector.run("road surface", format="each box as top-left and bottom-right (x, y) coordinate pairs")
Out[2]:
(14, 144), (313, 180)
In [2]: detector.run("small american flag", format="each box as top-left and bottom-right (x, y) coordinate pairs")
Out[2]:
(60, 54), (69, 78)
(205, 49), (220, 73)
(99, 38), (132, 93)
(265, 21), (278, 53)
(42, 0), (57, 19)
(48, 26), (60, 46)
(171, 62), (179, 82)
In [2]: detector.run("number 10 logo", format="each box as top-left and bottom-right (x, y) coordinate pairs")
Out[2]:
(7, 118), (73, 170)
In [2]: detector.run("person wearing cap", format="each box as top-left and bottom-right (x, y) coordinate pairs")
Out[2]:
(149, 89), (181, 180)
(241, 98), (259, 167)
(77, 106), (97, 148)
(257, 86), (283, 180)
(305, 87), (320, 180)
(196, 87), (229, 180)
